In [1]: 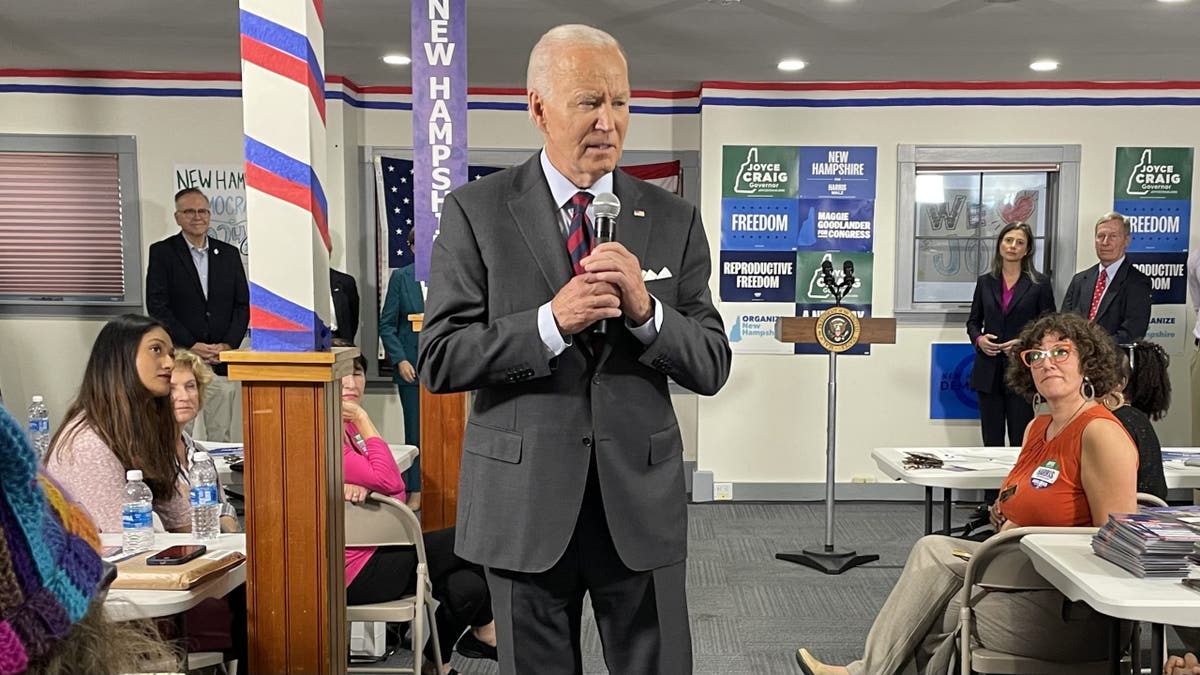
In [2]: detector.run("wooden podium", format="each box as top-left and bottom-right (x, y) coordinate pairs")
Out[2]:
(223, 347), (356, 674)
(773, 313), (896, 575)
(408, 313), (467, 531)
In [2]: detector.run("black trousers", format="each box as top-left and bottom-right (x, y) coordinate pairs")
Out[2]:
(977, 385), (1034, 447)
(347, 527), (492, 662)
(484, 459), (692, 675)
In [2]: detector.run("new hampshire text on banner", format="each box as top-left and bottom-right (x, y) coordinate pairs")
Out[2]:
(412, 0), (467, 281)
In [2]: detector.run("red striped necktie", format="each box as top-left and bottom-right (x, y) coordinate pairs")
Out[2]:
(566, 192), (594, 276)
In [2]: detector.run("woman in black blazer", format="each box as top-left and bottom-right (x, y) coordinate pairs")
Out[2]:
(966, 222), (1056, 446)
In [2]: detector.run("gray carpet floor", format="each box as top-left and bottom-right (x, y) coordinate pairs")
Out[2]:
(365, 501), (1188, 674)
(367, 501), (926, 674)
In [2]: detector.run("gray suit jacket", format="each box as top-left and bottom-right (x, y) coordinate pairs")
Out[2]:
(418, 154), (731, 573)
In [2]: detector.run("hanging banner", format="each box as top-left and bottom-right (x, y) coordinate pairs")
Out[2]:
(412, 0), (467, 281)
(720, 302), (795, 355)
(173, 164), (248, 266)
(719, 144), (878, 355)
(719, 250), (797, 303)
(1113, 146), (1193, 356)
(1115, 147), (1193, 201)
(795, 197), (874, 251)
(798, 146), (877, 200)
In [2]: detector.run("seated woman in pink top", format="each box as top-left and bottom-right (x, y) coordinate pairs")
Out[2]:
(339, 346), (496, 675)
(45, 314), (191, 532)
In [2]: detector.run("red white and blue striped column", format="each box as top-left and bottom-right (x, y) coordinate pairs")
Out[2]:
(239, 0), (333, 352)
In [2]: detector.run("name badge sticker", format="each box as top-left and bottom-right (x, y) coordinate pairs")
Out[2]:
(1030, 459), (1062, 490)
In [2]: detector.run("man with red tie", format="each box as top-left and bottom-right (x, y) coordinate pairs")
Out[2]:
(1062, 211), (1152, 344)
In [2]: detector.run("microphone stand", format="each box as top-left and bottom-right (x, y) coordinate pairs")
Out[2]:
(776, 267), (879, 575)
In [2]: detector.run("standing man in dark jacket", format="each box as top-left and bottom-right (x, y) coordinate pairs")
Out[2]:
(1062, 211), (1152, 344)
(146, 187), (249, 441)
(330, 267), (360, 342)
(419, 24), (730, 674)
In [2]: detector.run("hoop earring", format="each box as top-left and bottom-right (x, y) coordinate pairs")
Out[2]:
(1080, 377), (1095, 401)
(1032, 393), (1044, 408)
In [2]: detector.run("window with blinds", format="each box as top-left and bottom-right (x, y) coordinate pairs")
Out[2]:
(0, 135), (141, 309)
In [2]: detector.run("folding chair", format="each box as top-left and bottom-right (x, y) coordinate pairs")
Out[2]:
(345, 493), (442, 674)
(958, 526), (1114, 675)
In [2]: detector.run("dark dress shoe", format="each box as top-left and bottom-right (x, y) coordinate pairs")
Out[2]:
(454, 631), (498, 660)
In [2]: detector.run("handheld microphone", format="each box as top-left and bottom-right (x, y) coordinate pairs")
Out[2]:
(592, 193), (621, 336)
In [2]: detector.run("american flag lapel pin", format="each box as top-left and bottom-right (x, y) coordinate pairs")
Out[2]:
(633, 209), (645, 218)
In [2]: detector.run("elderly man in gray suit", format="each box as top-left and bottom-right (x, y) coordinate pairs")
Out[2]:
(418, 23), (731, 675)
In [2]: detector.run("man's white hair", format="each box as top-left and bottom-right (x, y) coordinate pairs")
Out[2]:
(526, 24), (624, 104)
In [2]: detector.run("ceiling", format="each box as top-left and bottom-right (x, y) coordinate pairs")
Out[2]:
(1, 0), (1198, 89)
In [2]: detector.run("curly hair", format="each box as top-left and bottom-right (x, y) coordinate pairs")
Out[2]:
(1004, 312), (1122, 400)
(1122, 341), (1172, 420)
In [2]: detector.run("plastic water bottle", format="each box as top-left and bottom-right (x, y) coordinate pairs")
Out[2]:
(121, 470), (155, 553)
(27, 396), (49, 460)
(189, 451), (221, 541)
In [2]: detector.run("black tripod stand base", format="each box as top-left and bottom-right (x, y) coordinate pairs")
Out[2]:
(776, 548), (879, 575)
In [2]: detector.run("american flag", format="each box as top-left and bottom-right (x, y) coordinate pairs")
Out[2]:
(379, 157), (504, 270)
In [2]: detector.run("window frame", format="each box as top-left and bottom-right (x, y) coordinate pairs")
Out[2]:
(894, 144), (1080, 318)
(0, 133), (142, 314)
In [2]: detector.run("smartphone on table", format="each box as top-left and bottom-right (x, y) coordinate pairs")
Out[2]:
(146, 545), (208, 565)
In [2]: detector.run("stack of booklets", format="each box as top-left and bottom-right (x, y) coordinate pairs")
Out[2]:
(1091, 508), (1200, 578)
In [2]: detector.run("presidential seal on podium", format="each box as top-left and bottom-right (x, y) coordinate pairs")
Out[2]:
(815, 306), (860, 353)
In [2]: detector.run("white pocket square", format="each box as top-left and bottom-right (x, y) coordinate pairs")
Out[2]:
(642, 267), (673, 281)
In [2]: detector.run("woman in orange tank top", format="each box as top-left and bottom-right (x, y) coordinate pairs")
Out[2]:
(796, 313), (1138, 675)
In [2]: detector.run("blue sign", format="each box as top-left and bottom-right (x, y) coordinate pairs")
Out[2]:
(719, 250), (797, 302)
(1127, 252), (1189, 305)
(799, 146), (878, 200)
(793, 303), (871, 356)
(720, 198), (800, 250)
(930, 343), (978, 420)
(1116, 199), (1191, 252)
(795, 198), (874, 252)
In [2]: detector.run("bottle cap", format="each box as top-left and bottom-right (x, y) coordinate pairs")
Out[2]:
(31, 395), (43, 403)
(126, 469), (143, 481)
(193, 451), (210, 462)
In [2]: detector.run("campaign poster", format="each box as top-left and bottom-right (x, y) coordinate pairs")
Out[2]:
(1114, 147), (1193, 201)
(1145, 305), (1188, 357)
(173, 164), (248, 265)
(720, 198), (800, 250)
(798, 146), (877, 200)
(794, 198), (874, 252)
(1116, 199), (1191, 252)
(719, 250), (797, 303)
(1127, 252), (1189, 305)
(722, 145), (799, 199)
(720, 302), (795, 355)
(794, 251), (873, 306)
(930, 343), (978, 420)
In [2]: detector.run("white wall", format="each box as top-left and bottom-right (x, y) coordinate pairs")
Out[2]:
(697, 103), (1200, 486)
(3, 85), (1194, 485)
(0, 88), (699, 451)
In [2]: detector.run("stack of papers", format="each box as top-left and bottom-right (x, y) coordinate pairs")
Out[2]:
(1092, 511), (1200, 578)
(195, 441), (243, 457)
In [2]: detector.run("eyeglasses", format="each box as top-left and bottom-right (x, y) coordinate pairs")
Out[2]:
(177, 208), (211, 218)
(1019, 342), (1074, 367)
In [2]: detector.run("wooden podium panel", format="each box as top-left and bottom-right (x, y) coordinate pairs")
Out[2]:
(774, 317), (896, 346)
(223, 348), (355, 675)
(409, 313), (467, 531)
